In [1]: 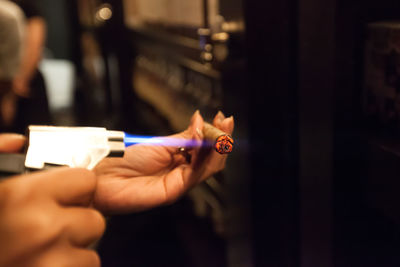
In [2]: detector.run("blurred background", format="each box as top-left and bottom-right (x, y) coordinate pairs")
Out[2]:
(10, 0), (400, 266)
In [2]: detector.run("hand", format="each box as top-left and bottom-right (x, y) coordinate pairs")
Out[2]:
(0, 168), (105, 267)
(93, 111), (234, 214)
(12, 76), (30, 98)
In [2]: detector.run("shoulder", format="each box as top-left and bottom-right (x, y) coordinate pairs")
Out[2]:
(0, 0), (24, 19)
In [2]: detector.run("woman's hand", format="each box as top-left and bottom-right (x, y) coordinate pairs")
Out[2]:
(93, 111), (234, 214)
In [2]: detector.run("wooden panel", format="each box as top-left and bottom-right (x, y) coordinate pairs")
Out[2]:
(123, 0), (204, 27)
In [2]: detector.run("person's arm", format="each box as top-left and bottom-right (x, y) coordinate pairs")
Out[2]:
(13, 17), (46, 97)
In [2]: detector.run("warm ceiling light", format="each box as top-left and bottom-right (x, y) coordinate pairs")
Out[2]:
(97, 4), (112, 21)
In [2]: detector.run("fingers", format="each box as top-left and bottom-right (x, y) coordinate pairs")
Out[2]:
(213, 110), (225, 128)
(64, 207), (105, 247)
(31, 168), (97, 206)
(221, 116), (234, 135)
(192, 111), (235, 180)
(151, 110), (204, 156)
(189, 110), (204, 134)
(188, 110), (204, 152)
(175, 109), (204, 145)
(213, 111), (234, 135)
(0, 133), (26, 153)
(0, 167), (104, 267)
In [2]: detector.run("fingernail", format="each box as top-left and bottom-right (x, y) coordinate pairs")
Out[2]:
(215, 111), (224, 124)
(196, 127), (203, 138)
(191, 110), (200, 122)
(228, 116), (234, 126)
(223, 116), (234, 133)
(217, 111), (225, 122)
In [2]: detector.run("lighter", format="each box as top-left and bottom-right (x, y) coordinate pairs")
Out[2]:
(0, 126), (126, 176)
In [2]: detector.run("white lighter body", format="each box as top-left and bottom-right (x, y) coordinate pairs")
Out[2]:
(25, 126), (125, 170)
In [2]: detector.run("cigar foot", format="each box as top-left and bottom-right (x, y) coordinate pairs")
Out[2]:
(215, 135), (234, 154)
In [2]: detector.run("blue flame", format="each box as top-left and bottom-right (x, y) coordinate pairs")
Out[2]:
(124, 134), (164, 146)
(124, 133), (213, 148)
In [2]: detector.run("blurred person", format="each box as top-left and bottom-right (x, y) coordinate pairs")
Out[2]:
(10, 0), (51, 133)
(0, 0), (24, 131)
(0, 2), (235, 266)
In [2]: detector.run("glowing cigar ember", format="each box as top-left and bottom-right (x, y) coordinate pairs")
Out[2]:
(203, 123), (234, 154)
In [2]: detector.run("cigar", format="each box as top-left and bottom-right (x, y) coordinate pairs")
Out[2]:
(203, 122), (234, 154)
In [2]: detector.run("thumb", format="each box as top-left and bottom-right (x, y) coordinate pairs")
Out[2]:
(0, 134), (26, 153)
